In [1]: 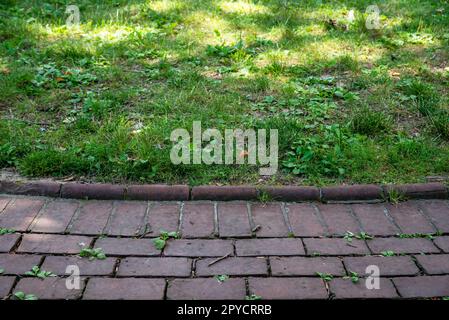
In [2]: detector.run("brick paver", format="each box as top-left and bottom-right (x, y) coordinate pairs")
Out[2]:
(117, 257), (191, 277)
(145, 203), (180, 236)
(270, 257), (344, 276)
(287, 203), (327, 237)
(250, 203), (289, 237)
(181, 203), (215, 238)
(18, 234), (92, 254)
(83, 278), (165, 300)
(0, 234), (20, 253)
(95, 237), (160, 256)
(317, 204), (361, 236)
(167, 278), (246, 300)
(14, 277), (84, 300)
(41, 256), (116, 276)
(393, 276), (449, 298)
(367, 238), (439, 254)
(417, 200), (449, 233)
(343, 256), (420, 276)
(196, 257), (268, 276)
(0, 276), (15, 299)
(303, 238), (370, 256)
(31, 200), (78, 233)
(69, 201), (112, 235)
(164, 239), (233, 257)
(385, 202), (436, 234)
(248, 277), (328, 299)
(330, 278), (399, 299)
(235, 238), (304, 256)
(106, 201), (147, 236)
(351, 203), (399, 236)
(0, 254), (42, 275)
(414, 254), (449, 275)
(0, 198), (44, 231)
(434, 236), (449, 252)
(217, 203), (251, 237)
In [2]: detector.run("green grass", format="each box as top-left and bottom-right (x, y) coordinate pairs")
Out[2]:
(0, 0), (448, 186)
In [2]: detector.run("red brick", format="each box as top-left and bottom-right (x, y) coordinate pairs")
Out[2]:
(331, 278), (398, 299)
(117, 257), (191, 277)
(236, 238), (304, 256)
(0, 276), (15, 299)
(14, 277), (84, 300)
(287, 203), (327, 237)
(61, 183), (125, 200)
(196, 257), (267, 276)
(69, 201), (113, 235)
(83, 278), (165, 300)
(0, 181), (61, 197)
(181, 203), (215, 238)
(248, 278), (328, 299)
(164, 239), (233, 257)
(270, 257), (344, 276)
(0, 234), (20, 253)
(343, 256), (419, 276)
(167, 278), (245, 300)
(260, 186), (320, 201)
(31, 200), (78, 233)
(418, 200), (449, 233)
(250, 203), (289, 237)
(217, 202), (251, 238)
(191, 186), (257, 201)
(317, 204), (361, 236)
(303, 238), (370, 256)
(385, 202), (436, 234)
(95, 237), (160, 256)
(106, 201), (147, 236)
(415, 254), (449, 275)
(127, 184), (189, 201)
(393, 276), (449, 298)
(0, 254), (42, 275)
(17, 234), (92, 254)
(367, 238), (439, 254)
(322, 184), (383, 201)
(351, 203), (399, 236)
(41, 256), (116, 276)
(0, 198), (44, 231)
(386, 183), (448, 199)
(434, 236), (449, 252)
(0, 197), (11, 212)
(145, 203), (180, 237)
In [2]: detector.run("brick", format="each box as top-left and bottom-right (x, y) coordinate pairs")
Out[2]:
(367, 238), (439, 254)
(83, 278), (165, 300)
(145, 203), (180, 237)
(418, 200), (449, 233)
(260, 186), (320, 201)
(270, 257), (344, 276)
(164, 239), (233, 257)
(287, 203), (327, 237)
(415, 254), (449, 275)
(0, 276), (15, 299)
(317, 204), (361, 236)
(217, 202), (251, 238)
(41, 256), (116, 276)
(434, 236), (449, 252)
(106, 201), (147, 236)
(0, 197), (11, 212)
(331, 278), (398, 299)
(31, 200), (78, 233)
(0, 198), (44, 231)
(69, 201), (113, 235)
(0, 181), (61, 197)
(117, 257), (191, 277)
(127, 185), (189, 201)
(393, 276), (449, 298)
(181, 203), (215, 238)
(0, 254), (42, 275)
(18, 234), (92, 254)
(351, 203), (400, 236)
(385, 202), (436, 234)
(196, 257), (267, 276)
(95, 237), (160, 256)
(303, 238), (370, 256)
(343, 256), (419, 276)
(0, 234), (20, 253)
(61, 183), (125, 200)
(250, 203), (289, 237)
(191, 186), (257, 201)
(14, 277), (84, 300)
(248, 278), (328, 299)
(167, 278), (246, 300)
(386, 183), (448, 199)
(236, 238), (304, 256)
(322, 184), (383, 201)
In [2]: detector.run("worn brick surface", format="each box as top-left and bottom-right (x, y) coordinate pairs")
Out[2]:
(18, 234), (92, 254)
(351, 203), (399, 236)
(0, 276), (15, 299)
(317, 204), (361, 236)
(250, 203), (289, 237)
(95, 237), (160, 256)
(69, 201), (112, 235)
(235, 238), (304, 256)
(270, 257), (344, 276)
(0, 234), (20, 253)
(287, 203), (327, 237)
(385, 202), (436, 234)
(217, 203), (251, 238)
(0, 198), (44, 231)
(106, 201), (147, 236)
(418, 200), (449, 233)
(0, 254), (42, 275)
(15, 277), (84, 300)
(343, 256), (419, 276)
(415, 254), (449, 275)
(331, 278), (398, 299)
(164, 239), (233, 257)
(118, 257), (191, 277)
(434, 236), (449, 252)
(83, 278), (165, 300)
(196, 257), (267, 276)
(41, 256), (116, 276)
(167, 278), (246, 300)
(181, 203), (215, 238)
(367, 238), (439, 254)
(31, 200), (78, 233)
(145, 203), (180, 236)
(249, 278), (328, 299)
(393, 276), (449, 298)
(0, 197), (11, 212)
(303, 238), (370, 256)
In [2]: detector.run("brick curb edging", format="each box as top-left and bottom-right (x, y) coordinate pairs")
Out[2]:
(0, 180), (447, 202)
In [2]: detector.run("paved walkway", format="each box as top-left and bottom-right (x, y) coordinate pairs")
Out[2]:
(0, 195), (448, 300)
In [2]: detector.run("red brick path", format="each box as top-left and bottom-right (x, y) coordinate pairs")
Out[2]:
(0, 196), (448, 300)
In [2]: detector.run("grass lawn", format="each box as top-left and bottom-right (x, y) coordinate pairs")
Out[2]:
(0, 0), (448, 186)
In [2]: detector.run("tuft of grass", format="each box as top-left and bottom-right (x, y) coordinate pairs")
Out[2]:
(350, 106), (392, 137)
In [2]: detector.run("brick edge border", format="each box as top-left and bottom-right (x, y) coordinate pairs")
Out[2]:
(0, 180), (447, 202)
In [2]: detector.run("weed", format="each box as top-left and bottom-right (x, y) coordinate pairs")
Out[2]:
(245, 294), (262, 300)
(381, 251), (396, 257)
(214, 275), (229, 283)
(79, 248), (107, 260)
(153, 230), (179, 250)
(0, 228), (15, 235)
(316, 272), (333, 282)
(344, 271), (360, 284)
(14, 291), (38, 300)
(25, 266), (56, 279)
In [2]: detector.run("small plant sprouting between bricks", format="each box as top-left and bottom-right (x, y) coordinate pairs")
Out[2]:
(25, 266), (56, 279)
(344, 231), (374, 242)
(396, 232), (440, 240)
(0, 268), (4, 274)
(14, 292), (38, 300)
(245, 294), (262, 300)
(214, 275), (229, 283)
(381, 250), (396, 257)
(344, 271), (360, 284)
(153, 230), (179, 250)
(79, 247), (107, 260)
(0, 228), (15, 235)
(316, 272), (333, 282)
